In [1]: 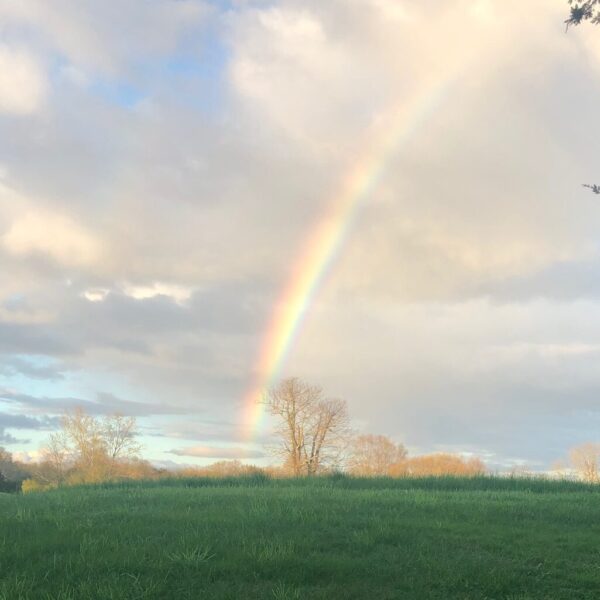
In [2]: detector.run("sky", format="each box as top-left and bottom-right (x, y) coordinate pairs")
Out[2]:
(1, 0), (600, 471)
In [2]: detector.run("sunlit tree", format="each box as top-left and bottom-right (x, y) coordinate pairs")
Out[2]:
(263, 378), (350, 476)
(34, 409), (143, 485)
(569, 442), (600, 482)
(348, 434), (407, 476)
(102, 413), (142, 476)
(390, 453), (486, 477)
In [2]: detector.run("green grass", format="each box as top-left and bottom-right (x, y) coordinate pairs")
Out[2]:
(1, 475), (600, 599)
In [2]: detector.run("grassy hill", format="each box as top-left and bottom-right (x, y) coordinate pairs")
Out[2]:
(1, 476), (599, 599)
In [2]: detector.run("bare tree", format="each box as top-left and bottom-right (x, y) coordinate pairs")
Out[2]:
(39, 409), (142, 484)
(569, 442), (600, 482)
(348, 434), (407, 476)
(263, 378), (350, 476)
(36, 432), (70, 485)
(61, 408), (108, 480)
(304, 398), (350, 475)
(102, 414), (141, 475)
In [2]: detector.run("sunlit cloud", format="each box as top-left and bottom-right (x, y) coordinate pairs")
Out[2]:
(82, 288), (110, 303)
(0, 0), (599, 468)
(3, 211), (102, 267)
(0, 44), (46, 114)
(122, 283), (194, 306)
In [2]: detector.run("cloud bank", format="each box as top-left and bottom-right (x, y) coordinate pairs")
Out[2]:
(0, 0), (599, 467)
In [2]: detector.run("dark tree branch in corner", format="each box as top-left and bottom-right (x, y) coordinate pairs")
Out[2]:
(566, 1), (600, 29)
(583, 184), (600, 194)
(566, 3), (599, 193)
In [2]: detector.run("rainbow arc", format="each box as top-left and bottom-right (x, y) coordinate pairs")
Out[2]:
(240, 74), (456, 440)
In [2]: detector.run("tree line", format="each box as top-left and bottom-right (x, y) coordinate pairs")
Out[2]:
(4, 409), (158, 493)
(262, 378), (486, 478)
(3, 377), (600, 492)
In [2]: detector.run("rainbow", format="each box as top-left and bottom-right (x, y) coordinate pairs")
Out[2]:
(240, 75), (455, 439)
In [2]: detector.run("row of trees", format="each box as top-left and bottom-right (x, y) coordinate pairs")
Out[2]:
(18, 410), (157, 492)
(4, 377), (600, 491)
(263, 379), (600, 482)
(263, 378), (486, 478)
(0, 379), (489, 492)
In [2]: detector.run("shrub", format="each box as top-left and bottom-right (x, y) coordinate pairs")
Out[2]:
(21, 478), (56, 494)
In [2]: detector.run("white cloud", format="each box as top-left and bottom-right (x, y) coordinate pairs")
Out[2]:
(0, 0), (600, 469)
(11, 449), (43, 463)
(227, 0), (564, 156)
(0, 182), (103, 272)
(368, 0), (413, 22)
(3, 210), (102, 267)
(82, 288), (110, 302)
(229, 7), (380, 153)
(0, 45), (46, 114)
(122, 283), (194, 305)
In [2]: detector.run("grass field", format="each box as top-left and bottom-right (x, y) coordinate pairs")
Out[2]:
(1, 475), (600, 599)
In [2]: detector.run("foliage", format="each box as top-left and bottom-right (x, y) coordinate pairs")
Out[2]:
(390, 452), (487, 477)
(0, 471), (11, 493)
(27, 409), (149, 488)
(0, 447), (32, 492)
(566, 4), (600, 195)
(566, 1), (600, 27)
(177, 460), (266, 479)
(565, 4), (600, 191)
(21, 478), (55, 494)
(2, 477), (600, 598)
(569, 442), (600, 482)
(583, 183), (600, 194)
(347, 434), (407, 476)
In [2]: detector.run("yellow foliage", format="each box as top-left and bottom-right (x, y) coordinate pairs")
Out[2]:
(348, 434), (407, 476)
(389, 453), (486, 477)
(21, 478), (56, 494)
(177, 460), (264, 478)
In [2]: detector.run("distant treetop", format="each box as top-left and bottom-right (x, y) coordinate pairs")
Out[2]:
(566, 1), (600, 28)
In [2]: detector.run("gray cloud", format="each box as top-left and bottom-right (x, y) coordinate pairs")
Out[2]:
(0, 322), (75, 356)
(0, 0), (599, 468)
(0, 356), (65, 380)
(0, 431), (29, 445)
(0, 389), (192, 418)
(0, 412), (58, 430)
(483, 258), (600, 303)
(0, 412), (57, 446)
(145, 419), (275, 446)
